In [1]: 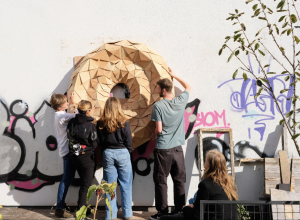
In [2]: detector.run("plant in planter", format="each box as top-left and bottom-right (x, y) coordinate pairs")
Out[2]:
(76, 181), (117, 220)
(237, 204), (250, 220)
(219, 0), (300, 156)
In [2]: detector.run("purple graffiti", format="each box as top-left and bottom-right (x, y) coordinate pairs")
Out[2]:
(218, 76), (292, 115)
(218, 56), (293, 141)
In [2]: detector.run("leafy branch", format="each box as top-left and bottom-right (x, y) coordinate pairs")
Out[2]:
(76, 181), (117, 220)
(219, 0), (300, 156)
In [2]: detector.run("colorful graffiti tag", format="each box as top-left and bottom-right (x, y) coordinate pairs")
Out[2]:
(0, 99), (59, 191)
(0, 98), (201, 191)
(0, 91), (274, 192)
(218, 56), (292, 141)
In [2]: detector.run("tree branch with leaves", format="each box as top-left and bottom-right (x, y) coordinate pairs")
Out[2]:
(219, 0), (300, 156)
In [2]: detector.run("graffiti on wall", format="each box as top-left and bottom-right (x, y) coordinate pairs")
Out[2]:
(194, 137), (271, 170)
(0, 99), (59, 191)
(218, 56), (292, 141)
(0, 93), (274, 192)
(0, 97), (202, 190)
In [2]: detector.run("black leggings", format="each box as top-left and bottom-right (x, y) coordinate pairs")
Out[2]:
(71, 152), (95, 208)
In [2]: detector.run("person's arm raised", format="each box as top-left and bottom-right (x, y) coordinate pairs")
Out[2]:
(68, 92), (77, 113)
(168, 67), (191, 93)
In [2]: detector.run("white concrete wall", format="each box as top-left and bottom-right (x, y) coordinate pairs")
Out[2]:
(0, 0), (299, 206)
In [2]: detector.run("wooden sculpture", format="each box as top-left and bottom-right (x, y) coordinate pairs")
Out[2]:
(67, 40), (174, 148)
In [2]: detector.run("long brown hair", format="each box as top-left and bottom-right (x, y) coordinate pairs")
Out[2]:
(203, 150), (238, 201)
(98, 97), (127, 133)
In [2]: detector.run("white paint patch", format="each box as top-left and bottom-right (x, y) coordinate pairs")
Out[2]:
(249, 142), (256, 147)
(211, 139), (223, 153)
(189, 114), (196, 122)
(234, 145), (239, 154)
(137, 159), (147, 172)
(224, 149), (230, 159)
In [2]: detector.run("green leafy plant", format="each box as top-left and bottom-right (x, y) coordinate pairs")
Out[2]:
(219, 0), (300, 156)
(237, 204), (251, 220)
(76, 181), (117, 220)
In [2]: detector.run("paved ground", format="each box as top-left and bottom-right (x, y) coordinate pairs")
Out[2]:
(0, 208), (155, 220)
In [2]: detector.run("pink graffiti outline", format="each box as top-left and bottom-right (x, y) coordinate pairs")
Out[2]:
(8, 179), (49, 190)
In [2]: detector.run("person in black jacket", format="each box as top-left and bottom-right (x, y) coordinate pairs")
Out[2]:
(67, 100), (98, 214)
(97, 97), (133, 220)
(160, 150), (238, 220)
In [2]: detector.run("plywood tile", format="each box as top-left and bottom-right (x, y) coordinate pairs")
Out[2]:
(69, 40), (173, 149)
(89, 69), (98, 79)
(279, 151), (290, 184)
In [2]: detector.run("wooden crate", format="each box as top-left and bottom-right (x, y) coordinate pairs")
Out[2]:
(265, 158), (300, 196)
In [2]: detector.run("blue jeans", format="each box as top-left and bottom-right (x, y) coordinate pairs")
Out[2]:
(103, 148), (133, 219)
(57, 153), (76, 210)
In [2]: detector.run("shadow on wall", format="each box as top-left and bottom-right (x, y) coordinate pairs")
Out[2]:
(0, 68), (78, 188)
(263, 125), (282, 158)
(184, 134), (199, 203)
(0, 61), (281, 206)
(174, 86), (183, 96)
(131, 140), (155, 206)
(235, 163), (264, 200)
(0, 67), (101, 209)
(51, 67), (74, 95)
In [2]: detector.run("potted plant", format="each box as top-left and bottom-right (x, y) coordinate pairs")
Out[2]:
(76, 181), (117, 220)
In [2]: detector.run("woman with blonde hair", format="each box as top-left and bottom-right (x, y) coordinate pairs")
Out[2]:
(97, 97), (133, 220)
(161, 150), (238, 220)
(67, 100), (98, 218)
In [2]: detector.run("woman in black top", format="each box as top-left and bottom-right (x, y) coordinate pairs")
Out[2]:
(67, 100), (98, 213)
(97, 97), (133, 220)
(161, 150), (238, 220)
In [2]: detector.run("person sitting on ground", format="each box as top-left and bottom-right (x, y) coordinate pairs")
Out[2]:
(161, 150), (238, 220)
(97, 97), (133, 220)
(67, 100), (98, 220)
(50, 92), (77, 219)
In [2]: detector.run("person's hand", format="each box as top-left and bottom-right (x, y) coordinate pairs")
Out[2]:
(70, 92), (76, 104)
(168, 67), (176, 79)
(182, 204), (194, 209)
(150, 133), (157, 140)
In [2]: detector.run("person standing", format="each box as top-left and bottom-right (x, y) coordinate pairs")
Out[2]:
(150, 68), (191, 220)
(97, 97), (133, 220)
(50, 92), (77, 218)
(67, 100), (98, 218)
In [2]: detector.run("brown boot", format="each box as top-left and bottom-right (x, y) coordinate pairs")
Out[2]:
(55, 209), (73, 218)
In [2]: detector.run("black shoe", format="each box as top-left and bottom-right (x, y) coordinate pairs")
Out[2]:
(86, 208), (91, 216)
(55, 209), (73, 218)
(170, 209), (182, 215)
(150, 211), (168, 220)
(64, 203), (76, 212)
